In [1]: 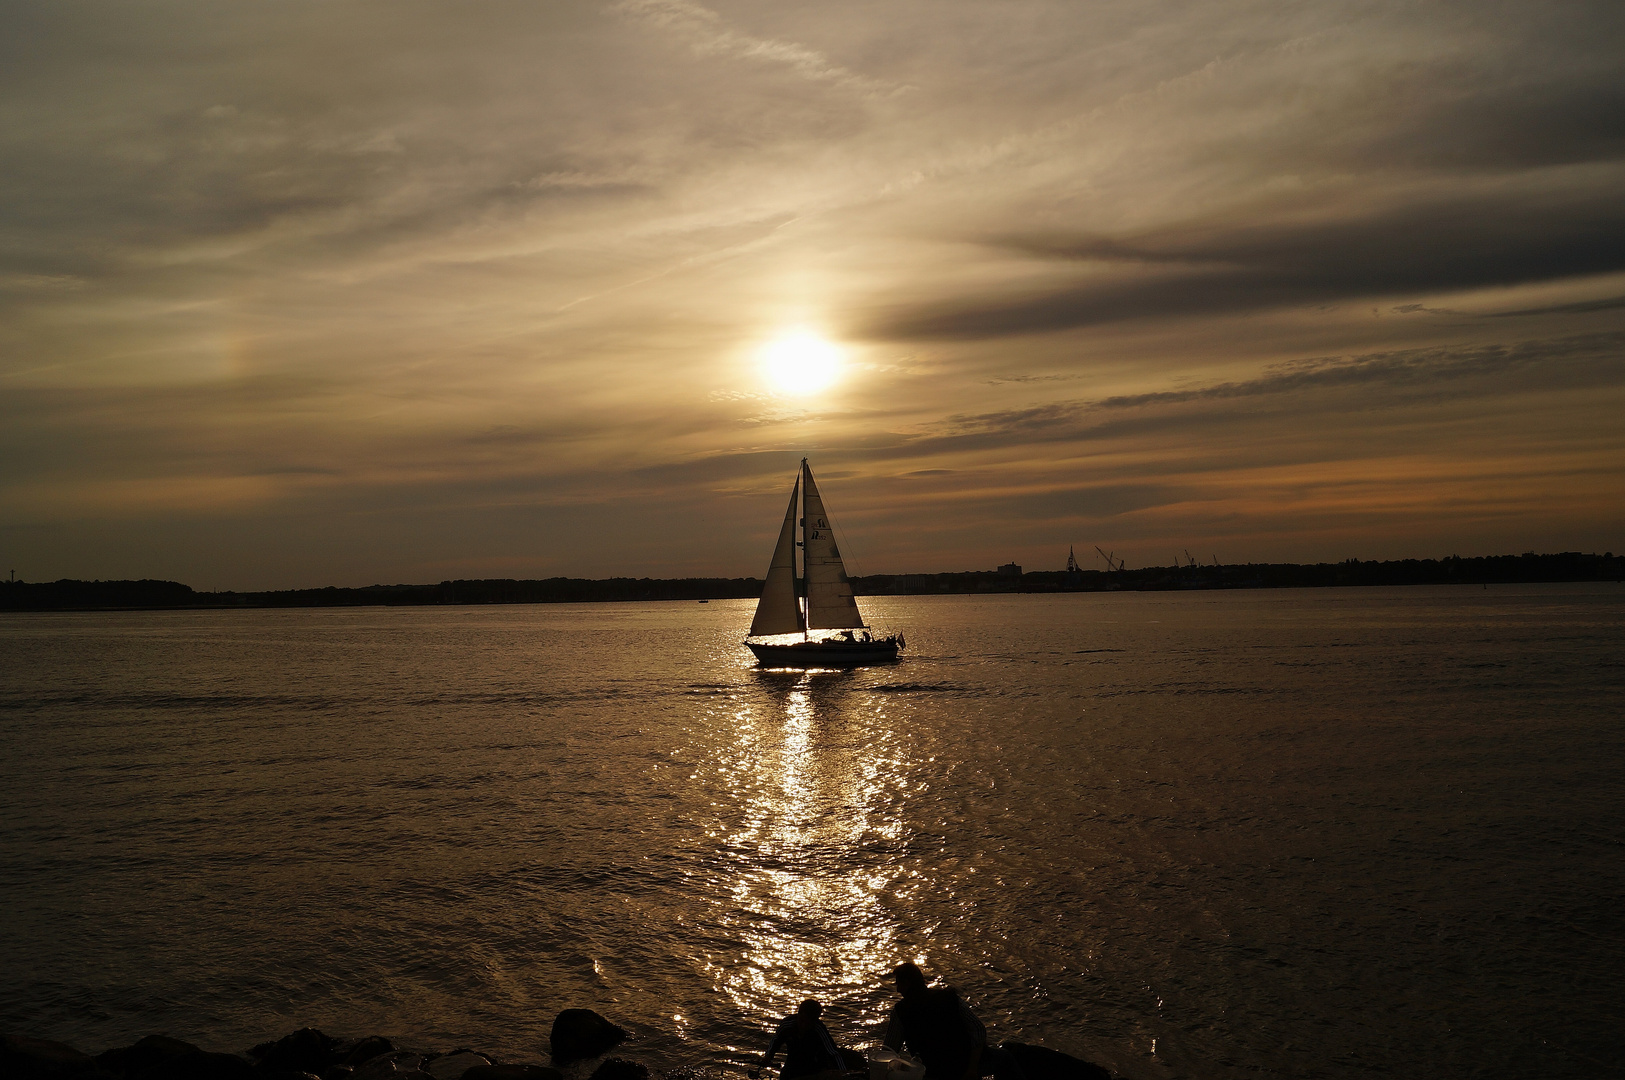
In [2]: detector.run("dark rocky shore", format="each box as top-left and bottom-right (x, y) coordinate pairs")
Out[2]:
(3, 1010), (1113, 1080)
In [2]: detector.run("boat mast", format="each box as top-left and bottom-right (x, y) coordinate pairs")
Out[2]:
(799, 457), (809, 640)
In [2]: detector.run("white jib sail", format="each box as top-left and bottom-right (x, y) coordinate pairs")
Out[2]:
(748, 474), (805, 638)
(801, 462), (866, 630)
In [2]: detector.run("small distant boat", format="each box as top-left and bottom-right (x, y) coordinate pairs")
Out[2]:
(745, 459), (904, 667)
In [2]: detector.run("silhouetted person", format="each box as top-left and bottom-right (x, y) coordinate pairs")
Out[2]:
(883, 963), (1023, 1080)
(753, 999), (846, 1080)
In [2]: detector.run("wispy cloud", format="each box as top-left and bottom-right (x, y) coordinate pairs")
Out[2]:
(933, 333), (1625, 445)
(612, 0), (902, 97)
(1485, 295), (1625, 318)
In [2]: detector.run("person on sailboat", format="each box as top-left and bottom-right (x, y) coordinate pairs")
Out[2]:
(751, 999), (847, 1080)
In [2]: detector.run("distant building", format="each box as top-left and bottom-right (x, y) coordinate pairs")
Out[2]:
(997, 561), (1022, 577)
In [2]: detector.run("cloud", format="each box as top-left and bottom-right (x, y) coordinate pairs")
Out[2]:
(864, 189), (1625, 340)
(1365, 81), (1625, 170)
(1485, 295), (1625, 318)
(612, 0), (902, 98)
(924, 333), (1625, 451)
(1093, 333), (1625, 410)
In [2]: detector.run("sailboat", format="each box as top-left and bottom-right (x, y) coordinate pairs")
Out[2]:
(745, 459), (904, 666)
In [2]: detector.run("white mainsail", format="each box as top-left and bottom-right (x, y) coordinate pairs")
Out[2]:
(801, 462), (866, 630)
(748, 474), (805, 638)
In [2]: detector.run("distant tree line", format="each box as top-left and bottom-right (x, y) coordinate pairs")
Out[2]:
(0, 577), (763, 611)
(1, 552), (1619, 611)
(855, 551), (1625, 594)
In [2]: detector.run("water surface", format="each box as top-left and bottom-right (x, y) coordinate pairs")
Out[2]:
(2, 586), (1621, 1080)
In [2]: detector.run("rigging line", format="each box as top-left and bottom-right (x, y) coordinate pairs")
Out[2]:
(828, 502), (892, 634)
(829, 506), (867, 579)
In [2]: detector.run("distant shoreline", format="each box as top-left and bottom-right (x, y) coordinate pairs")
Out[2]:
(1, 552), (1619, 612)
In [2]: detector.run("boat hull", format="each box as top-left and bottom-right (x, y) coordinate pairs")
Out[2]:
(746, 637), (902, 667)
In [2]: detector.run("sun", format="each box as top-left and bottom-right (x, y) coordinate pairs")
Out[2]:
(760, 330), (843, 395)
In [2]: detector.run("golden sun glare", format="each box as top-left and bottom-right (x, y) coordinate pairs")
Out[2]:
(759, 330), (843, 395)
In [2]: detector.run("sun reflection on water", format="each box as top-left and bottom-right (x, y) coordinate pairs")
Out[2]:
(698, 671), (906, 1027)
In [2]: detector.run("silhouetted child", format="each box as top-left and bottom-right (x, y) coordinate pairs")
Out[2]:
(753, 999), (846, 1080)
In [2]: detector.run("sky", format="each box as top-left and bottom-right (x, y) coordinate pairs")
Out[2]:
(3, 0), (1623, 589)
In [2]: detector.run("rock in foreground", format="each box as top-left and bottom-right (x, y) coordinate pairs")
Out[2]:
(250, 1028), (342, 1075)
(549, 1010), (627, 1064)
(4, 1033), (110, 1080)
(588, 1059), (648, 1080)
(462, 1065), (562, 1080)
(998, 1042), (1112, 1080)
